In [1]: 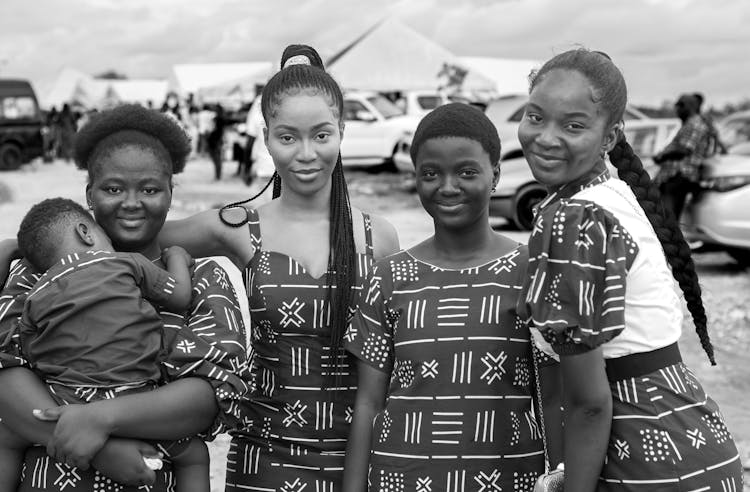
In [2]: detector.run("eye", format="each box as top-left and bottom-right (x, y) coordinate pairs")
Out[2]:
(104, 186), (121, 194)
(142, 187), (160, 195)
(420, 168), (437, 179)
(565, 122), (586, 131)
(459, 168), (479, 178)
(315, 132), (331, 141)
(525, 112), (542, 123)
(279, 135), (294, 144)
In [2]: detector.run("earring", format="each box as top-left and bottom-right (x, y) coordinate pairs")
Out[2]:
(87, 202), (93, 210)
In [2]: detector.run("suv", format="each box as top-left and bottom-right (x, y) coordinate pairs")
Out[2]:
(0, 79), (44, 170)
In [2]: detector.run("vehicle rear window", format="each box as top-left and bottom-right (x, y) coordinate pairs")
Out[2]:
(1, 96), (37, 119)
(366, 95), (403, 119)
(417, 96), (442, 110)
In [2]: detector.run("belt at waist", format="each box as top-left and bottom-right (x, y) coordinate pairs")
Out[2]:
(605, 342), (682, 382)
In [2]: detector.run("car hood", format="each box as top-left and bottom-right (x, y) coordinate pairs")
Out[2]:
(383, 114), (422, 130)
(702, 153), (750, 177)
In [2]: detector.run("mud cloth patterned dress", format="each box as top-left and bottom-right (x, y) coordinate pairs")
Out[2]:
(346, 246), (545, 492)
(518, 169), (743, 491)
(226, 208), (375, 492)
(0, 257), (251, 492)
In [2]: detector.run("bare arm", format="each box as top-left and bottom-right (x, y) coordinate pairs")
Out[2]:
(342, 362), (389, 492)
(0, 367), (58, 444)
(539, 361), (564, 468)
(369, 214), (400, 260)
(159, 208), (249, 267)
(559, 347), (612, 492)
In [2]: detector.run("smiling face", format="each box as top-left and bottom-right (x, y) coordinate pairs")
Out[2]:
(518, 68), (618, 188)
(264, 91), (342, 197)
(415, 136), (498, 230)
(86, 145), (172, 256)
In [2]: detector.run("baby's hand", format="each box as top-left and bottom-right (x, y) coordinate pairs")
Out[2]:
(161, 246), (193, 268)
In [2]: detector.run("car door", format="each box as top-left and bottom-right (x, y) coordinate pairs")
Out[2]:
(341, 98), (383, 163)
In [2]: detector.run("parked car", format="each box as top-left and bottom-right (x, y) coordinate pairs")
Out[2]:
(394, 90), (449, 117)
(0, 79), (44, 170)
(490, 118), (680, 230)
(340, 91), (421, 168)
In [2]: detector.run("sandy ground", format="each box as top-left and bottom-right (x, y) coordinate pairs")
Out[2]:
(1, 157), (748, 490)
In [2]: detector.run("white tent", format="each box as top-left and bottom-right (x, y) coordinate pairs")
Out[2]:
(327, 19), (497, 93)
(43, 68), (168, 109)
(169, 62), (273, 102)
(458, 56), (540, 96)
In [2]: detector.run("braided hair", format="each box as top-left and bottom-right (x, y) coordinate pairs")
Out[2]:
(530, 48), (715, 364)
(219, 44), (357, 386)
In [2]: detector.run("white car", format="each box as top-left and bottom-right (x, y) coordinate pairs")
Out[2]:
(340, 91), (421, 168)
(490, 118), (680, 230)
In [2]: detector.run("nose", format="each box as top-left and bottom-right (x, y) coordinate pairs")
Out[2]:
(439, 175), (460, 195)
(298, 138), (316, 162)
(535, 123), (560, 148)
(122, 190), (141, 209)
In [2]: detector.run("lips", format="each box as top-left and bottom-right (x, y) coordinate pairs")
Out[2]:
(117, 217), (146, 228)
(292, 168), (322, 174)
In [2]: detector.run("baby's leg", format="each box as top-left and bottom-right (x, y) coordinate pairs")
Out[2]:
(162, 438), (209, 492)
(0, 421), (29, 491)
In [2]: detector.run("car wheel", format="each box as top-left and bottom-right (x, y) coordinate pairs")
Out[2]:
(727, 248), (750, 267)
(513, 186), (548, 231)
(0, 143), (23, 171)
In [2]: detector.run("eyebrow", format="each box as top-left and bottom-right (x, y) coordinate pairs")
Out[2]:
(526, 103), (592, 118)
(273, 122), (337, 132)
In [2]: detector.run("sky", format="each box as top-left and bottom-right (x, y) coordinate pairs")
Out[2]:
(2, 0), (749, 107)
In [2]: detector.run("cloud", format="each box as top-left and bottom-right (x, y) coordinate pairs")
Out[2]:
(1, 0), (748, 106)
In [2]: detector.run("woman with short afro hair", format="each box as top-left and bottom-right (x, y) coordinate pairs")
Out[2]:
(0, 103), (251, 490)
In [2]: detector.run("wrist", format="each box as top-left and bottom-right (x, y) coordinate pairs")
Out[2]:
(89, 400), (118, 434)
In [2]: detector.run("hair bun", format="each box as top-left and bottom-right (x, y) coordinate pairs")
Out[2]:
(280, 44), (325, 70)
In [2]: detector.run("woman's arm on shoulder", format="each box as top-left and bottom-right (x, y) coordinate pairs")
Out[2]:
(368, 213), (400, 260)
(159, 208), (253, 267)
(559, 347), (612, 492)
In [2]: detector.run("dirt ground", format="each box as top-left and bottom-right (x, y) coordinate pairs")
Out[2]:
(1, 157), (748, 490)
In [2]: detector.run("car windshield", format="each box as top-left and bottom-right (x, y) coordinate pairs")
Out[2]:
(416, 95), (442, 110)
(719, 117), (750, 149)
(366, 95), (403, 119)
(0, 96), (38, 119)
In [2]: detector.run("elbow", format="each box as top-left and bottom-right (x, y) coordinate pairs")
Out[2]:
(567, 390), (612, 421)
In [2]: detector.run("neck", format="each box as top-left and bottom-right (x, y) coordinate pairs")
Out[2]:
(432, 215), (496, 261)
(277, 180), (332, 219)
(114, 241), (162, 262)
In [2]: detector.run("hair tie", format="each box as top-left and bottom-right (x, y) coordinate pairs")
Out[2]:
(283, 54), (312, 69)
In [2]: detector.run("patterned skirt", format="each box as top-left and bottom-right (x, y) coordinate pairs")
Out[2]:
(18, 446), (177, 492)
(599, 362), (743, 491)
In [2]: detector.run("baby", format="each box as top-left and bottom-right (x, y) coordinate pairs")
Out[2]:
(0, 197), (208, 491)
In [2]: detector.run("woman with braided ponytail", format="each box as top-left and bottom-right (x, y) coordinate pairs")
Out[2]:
(517, 48), (742, 491)
(158, 44), (399, 491)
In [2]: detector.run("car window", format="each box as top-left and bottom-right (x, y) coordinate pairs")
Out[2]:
(0, 96), (37, 119)
(366, 95), (403, 119)
(484, 95), (527, 124)
(508, 105), (527, 122)
(720, 118), (750, 148)
(625, 126), (658, 158)
(343, 100), (371, 121)
(416, 95), (442, 110)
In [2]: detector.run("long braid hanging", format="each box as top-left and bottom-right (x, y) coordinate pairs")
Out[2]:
(218, 172), (279, 227)
(608, 138), (716, 365)
(326, 155), (356, 393)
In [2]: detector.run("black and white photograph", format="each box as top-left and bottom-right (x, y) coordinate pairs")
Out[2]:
(0, 0), (748, 490)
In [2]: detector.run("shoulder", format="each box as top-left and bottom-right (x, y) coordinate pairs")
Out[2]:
(356, 208), (400, 260)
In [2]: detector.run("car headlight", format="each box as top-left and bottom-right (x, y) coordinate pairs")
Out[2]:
(700, 176), (750, 192)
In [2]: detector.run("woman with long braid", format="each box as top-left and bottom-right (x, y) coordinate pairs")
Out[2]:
(158, 44), (399, 491)
(517, 48), (742, 491)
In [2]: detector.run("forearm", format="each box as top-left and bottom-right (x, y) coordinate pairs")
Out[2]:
(164, 260), (193, 311)
(0, 367), (58, 445)
(93, 377), (218, 440)
(342, 405), (380, 492)
(563, 401), (611, 492)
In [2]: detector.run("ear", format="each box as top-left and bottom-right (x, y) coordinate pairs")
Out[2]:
(85, 185), (93, 210)
(602, 121), (620, 154)
(492, 164), (501, 189)
(339, 121), (345, 140)
(74, 222), (96, 247)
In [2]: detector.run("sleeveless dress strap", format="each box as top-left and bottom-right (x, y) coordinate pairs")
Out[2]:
(362, 213), (374, 258)
(245, 207), (262, 251)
